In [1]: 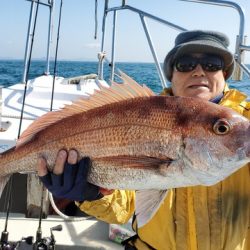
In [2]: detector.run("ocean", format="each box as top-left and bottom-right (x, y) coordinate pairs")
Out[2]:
(0, 59), (249, 96)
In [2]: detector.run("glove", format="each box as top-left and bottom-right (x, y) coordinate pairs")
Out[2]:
(39, 157), (103, 202)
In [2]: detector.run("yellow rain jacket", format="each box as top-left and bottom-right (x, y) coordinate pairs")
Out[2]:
(78, 86), (250, 250)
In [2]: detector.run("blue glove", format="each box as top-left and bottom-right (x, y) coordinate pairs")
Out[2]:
(39, 157), (103, 202)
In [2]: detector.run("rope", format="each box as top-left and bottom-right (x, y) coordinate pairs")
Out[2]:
(1, 114), (37, 120)
(48, 192), (93, 222)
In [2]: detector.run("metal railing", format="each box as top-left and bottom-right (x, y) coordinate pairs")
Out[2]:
(98, 0), (187, 88)
(181, 0), (250, 79)
(98, 0), (250, 86)
(22, 0), (250, 85)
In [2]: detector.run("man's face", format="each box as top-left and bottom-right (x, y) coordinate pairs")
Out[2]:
(171, 53), (226, 101)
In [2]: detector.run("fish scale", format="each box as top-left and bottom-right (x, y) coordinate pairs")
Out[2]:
(0, 73), (249, 192)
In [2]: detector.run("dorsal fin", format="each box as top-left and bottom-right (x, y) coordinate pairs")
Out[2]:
(16, 72), (155, 148)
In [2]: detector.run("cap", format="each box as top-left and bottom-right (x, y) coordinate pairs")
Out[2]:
(163, 30), (235, 81)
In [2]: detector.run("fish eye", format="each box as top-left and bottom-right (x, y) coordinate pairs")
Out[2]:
(213, 119), (231, 135)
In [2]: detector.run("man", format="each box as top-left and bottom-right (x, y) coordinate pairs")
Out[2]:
(38, 30), (250, 249)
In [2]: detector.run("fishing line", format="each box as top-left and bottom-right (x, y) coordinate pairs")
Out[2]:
(50, 0), (63, 111)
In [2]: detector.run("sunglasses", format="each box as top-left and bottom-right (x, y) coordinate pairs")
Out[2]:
(174, 54), (224, 73)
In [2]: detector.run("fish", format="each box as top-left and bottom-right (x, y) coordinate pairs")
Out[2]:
(0, 72), (249, 227)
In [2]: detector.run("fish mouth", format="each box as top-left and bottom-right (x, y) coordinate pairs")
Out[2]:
(236, 146), (249, 161)
(239, 125), (250, 159)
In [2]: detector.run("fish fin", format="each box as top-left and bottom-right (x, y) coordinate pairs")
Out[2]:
(95, 155), (173, 168)
(135, 189), (168, 228)
(16, 72), (156, 148)
(0, 175), (11, 199)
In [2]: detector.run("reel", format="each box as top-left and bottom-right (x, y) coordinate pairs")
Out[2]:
(0, 224), (62, 250)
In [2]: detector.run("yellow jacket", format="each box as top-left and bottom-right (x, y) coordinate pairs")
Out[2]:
(78, 87), (250, 250)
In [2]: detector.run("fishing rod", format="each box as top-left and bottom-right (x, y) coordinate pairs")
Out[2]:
(18, 0), (40, 138)
(0, 1), (41, 249)
(18, 0), (63, 247)
(0, 178), (13, 250)
(0, 0), (63, 248)
(0, 186), (62, 250)
(50, 0), (63, 111)
(32, 186), (63, 250)
(14, 186), (62, 250)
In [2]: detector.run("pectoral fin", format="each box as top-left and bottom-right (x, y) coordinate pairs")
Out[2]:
(94, 155), (174, 169)
(135, 189), (168, 228)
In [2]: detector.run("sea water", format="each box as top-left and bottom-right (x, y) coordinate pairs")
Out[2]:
(0, 59), (249, 96)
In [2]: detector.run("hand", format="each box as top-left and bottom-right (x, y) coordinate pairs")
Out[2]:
(37, 149), (106, 202)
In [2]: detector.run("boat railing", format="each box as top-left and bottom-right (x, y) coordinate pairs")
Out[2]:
(98, 0), (250, 86)
(22, 0), (250, 89)
(181, 0), (250, 80)
(98, 0), (188, 88)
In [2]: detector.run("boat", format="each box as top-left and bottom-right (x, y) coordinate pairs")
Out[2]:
(0, 0), (249, 249)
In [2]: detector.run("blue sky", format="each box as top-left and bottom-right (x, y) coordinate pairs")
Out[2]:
(0, 0), (249, 63)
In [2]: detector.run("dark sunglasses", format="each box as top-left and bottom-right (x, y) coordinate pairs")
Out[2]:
(174, 54), (224, 72)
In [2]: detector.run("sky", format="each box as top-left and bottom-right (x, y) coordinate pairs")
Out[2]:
(0, 0), (249, 63)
